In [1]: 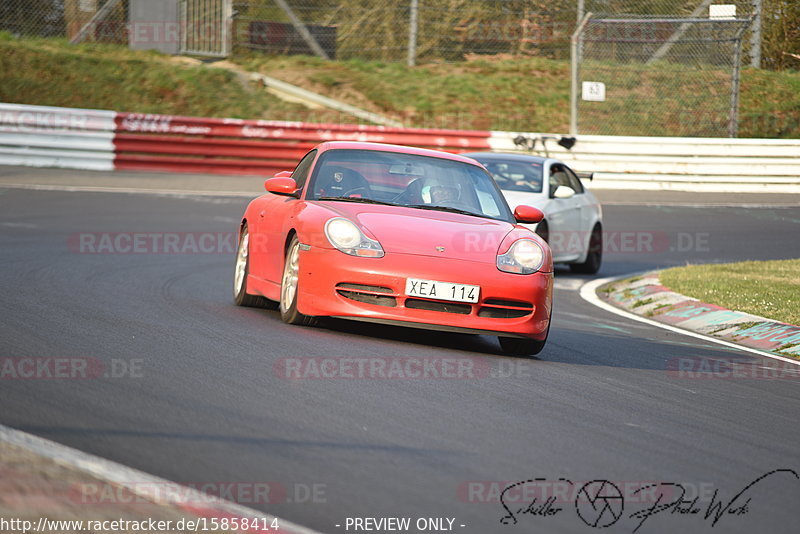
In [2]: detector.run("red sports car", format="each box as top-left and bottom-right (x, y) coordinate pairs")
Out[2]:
(233, 142), (553, 355)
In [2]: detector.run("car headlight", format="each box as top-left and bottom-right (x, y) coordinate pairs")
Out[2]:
(497, 239), (544, 274)
(324, 218), (384, 258)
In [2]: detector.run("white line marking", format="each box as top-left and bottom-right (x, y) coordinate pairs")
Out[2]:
(213, 216), (242, 223)
(579, 273), (800, 367)
(0, 424), (324, 534)
(0, 222), (38, 228)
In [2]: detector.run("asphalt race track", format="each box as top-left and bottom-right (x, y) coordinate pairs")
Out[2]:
(1, 171), (800, 534)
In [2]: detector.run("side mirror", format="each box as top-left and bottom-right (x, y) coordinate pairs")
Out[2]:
(513, 205), (544, 224)
(264, 177), (299, 197)
(273, 170), (293, 178)
(553, 185), (575, 199)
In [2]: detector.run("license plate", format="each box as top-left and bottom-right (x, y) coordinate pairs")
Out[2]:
(405, 278), (480, 304)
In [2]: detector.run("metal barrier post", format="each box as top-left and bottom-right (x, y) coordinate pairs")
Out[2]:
(570, 12), (592, 136)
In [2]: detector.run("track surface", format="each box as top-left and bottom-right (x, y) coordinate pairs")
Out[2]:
(1, 171), (800, 534)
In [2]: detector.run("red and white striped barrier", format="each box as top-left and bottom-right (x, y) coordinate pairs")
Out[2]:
(0, 103), (491, 176)
(2, 103), (799, 192)
(113, 112), (492, 176)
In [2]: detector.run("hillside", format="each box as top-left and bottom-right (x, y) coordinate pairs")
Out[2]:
(1, 34), (798, 138)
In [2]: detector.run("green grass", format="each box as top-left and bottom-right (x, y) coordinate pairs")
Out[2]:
(0, 33), (309, 119)
(232, 52), (570, 131)
(660, 259), (800, 326)
(233, 53), (800, 136)
(739, 67), (800, 137)
(1, 33), (799, 136)
(631, 298), (655, 309)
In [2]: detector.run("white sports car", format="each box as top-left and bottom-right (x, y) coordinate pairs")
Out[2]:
(463, 152), (603, 274)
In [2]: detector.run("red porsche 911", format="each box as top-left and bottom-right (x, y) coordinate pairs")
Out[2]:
(233, 142), (553, 355)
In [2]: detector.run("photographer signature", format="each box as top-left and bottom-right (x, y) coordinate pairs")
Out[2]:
(498, 469), (798, 531)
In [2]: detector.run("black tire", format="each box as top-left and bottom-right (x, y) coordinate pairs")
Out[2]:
(233, 223), (277, 308)
(535, 220), (549, 243)
(499, 336), (547, 356)
(570, 223), (602, 274)
(499, 302), (552, 356)
(279, 235), (314, 326)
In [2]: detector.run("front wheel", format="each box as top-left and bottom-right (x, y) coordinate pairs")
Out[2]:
(499, 336), (547, 356)
(570, 223), (602, 274)
(280, 236), (314, 326)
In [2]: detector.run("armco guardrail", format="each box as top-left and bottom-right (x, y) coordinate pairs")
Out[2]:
(0, 103), (116, 171)
(1, 103), (799, 193)
(0, 103), (491, 177)
(490, 132), (800, 193)
(113, 113), (491, 176)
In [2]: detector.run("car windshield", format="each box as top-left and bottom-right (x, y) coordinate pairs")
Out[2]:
(307, 149), (514, 222)
(473, 158), (544, 194)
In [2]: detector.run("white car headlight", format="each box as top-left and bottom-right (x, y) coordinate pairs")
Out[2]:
(324, 218), (384, 258)
(497, 239), (544, 274)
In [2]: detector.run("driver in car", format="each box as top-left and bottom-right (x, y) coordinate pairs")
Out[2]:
(429, 184), (460, 204)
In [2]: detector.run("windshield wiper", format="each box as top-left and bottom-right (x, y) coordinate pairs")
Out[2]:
(317, 196), (398, 207)
(405, 204), (494, 220)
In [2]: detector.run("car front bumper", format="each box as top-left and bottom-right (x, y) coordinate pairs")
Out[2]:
(297, 246), (553, 339)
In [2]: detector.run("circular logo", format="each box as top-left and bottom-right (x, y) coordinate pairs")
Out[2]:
(575, 480), (624, 528)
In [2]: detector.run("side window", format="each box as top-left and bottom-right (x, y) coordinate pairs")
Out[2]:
(549, 164), (570, 197)
(291, 150), (317, 190)
(563, 166), (584, 194)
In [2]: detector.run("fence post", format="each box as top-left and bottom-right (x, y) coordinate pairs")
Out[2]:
(407, 0), (419, 67)
(750, 0), (762, 68)
(730, 19), (752, 137)
(576, 0), (584, 64)
(570, 12), (592, 136)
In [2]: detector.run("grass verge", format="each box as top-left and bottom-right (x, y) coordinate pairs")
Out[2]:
(660, 259), (800, 326)
(0, 33), (309, 120)
(1, 33), (799, 136)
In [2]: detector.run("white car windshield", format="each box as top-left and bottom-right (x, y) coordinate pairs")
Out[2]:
(308, 149), (515, 222)
(475, 159), (544, 194)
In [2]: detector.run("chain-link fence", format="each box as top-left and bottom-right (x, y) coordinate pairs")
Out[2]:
(573, 14), (751, 137)
(231, 1), (578, 62)
(0, 1), (578, 60)
(0, 1), (772, 67)
(582, 1), (761, 66)
(232, 1), (762, 65)
(0, 1), (129, 43)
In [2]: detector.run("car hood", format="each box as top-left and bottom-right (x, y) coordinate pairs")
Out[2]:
(319, 202), (515, 262)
